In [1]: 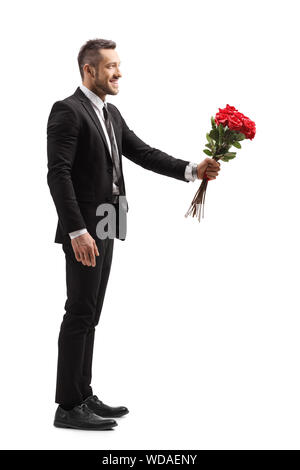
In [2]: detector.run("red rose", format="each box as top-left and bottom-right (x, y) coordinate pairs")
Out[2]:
(225, 104), (237, 113)
(227, 114), (244, 132)
(215, 112), (229, 126)
(241, 118), (256, 140)
(235, 111), (246, 120)
(215, 105), (256, 140)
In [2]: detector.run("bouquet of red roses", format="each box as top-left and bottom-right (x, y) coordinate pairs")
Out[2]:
(185, 104), (256, 221)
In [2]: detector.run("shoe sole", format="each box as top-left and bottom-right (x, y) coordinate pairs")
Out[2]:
(54, 421), (118, 430)
(92, 410), (129, 418)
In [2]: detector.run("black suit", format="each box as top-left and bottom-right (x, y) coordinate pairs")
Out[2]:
(47, 86), (190, 407)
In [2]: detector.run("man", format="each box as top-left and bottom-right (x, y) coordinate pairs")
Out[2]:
(47, 38), (221, 431)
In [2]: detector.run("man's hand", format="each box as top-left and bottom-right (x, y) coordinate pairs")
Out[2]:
(197, 157), (221, 180)
(70, 232), (99, 267)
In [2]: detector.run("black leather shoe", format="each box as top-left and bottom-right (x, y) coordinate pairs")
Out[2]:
(83, 395), (129, 418)
(53, 403), (118, 430)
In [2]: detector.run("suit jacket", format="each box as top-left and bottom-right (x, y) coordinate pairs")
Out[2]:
(47, 86), (190, 244)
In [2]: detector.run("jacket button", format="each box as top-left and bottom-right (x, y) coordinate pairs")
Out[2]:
(107, 168), (113, 174)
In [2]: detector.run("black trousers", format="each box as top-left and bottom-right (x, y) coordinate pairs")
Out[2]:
(55, 235), (114, 407)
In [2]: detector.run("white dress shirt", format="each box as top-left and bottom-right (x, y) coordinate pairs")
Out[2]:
(69, 84), (198, 239)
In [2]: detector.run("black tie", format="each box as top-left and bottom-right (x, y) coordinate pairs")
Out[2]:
(103, 104), (125, 195)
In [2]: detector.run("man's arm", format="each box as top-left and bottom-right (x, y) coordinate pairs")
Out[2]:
(47, 100), (86, 235)
(112, 105), (191, 182)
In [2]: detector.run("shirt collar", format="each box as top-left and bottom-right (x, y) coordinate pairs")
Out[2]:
(79, 84), (107, 111)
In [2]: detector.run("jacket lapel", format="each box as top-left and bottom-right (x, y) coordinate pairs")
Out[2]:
(73, 87), (111, 157)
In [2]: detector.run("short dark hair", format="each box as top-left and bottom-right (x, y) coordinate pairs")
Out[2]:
(77, 38), (117, 80)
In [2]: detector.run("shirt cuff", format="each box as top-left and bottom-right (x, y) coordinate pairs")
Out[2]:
(69, 228), (88, 239)
(184, 162), (198, 182)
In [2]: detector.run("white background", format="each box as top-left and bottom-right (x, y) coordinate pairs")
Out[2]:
(1, 0), (299, 450)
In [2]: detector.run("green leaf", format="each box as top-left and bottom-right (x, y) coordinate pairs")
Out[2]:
(221, 152), (236, 160)
(206, 133), (212, 144)
(232, 141), (241, 148)
(218, 124), (224, 145)
(209, 129), (219, 142)
(224, 130), (237, 144)
(236, 132), (246, 141)
(203, 149), (212, 156)
(211, 116), (216, 129)
(205, 143), (211, 149)
(224, 152), (236, 157)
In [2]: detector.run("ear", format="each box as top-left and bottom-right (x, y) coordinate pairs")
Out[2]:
(88, 66), (95, 77)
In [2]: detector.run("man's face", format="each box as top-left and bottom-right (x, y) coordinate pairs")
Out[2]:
(92, 49), (122, 97)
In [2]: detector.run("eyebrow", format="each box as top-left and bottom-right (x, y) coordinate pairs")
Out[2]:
(106, 61), (121, 66)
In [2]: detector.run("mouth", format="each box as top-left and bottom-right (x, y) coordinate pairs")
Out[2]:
(110, 80), (119, 86)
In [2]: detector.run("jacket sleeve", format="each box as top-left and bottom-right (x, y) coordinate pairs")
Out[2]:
(112, 105), (190, 182)
(47, 100), (86, 235)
